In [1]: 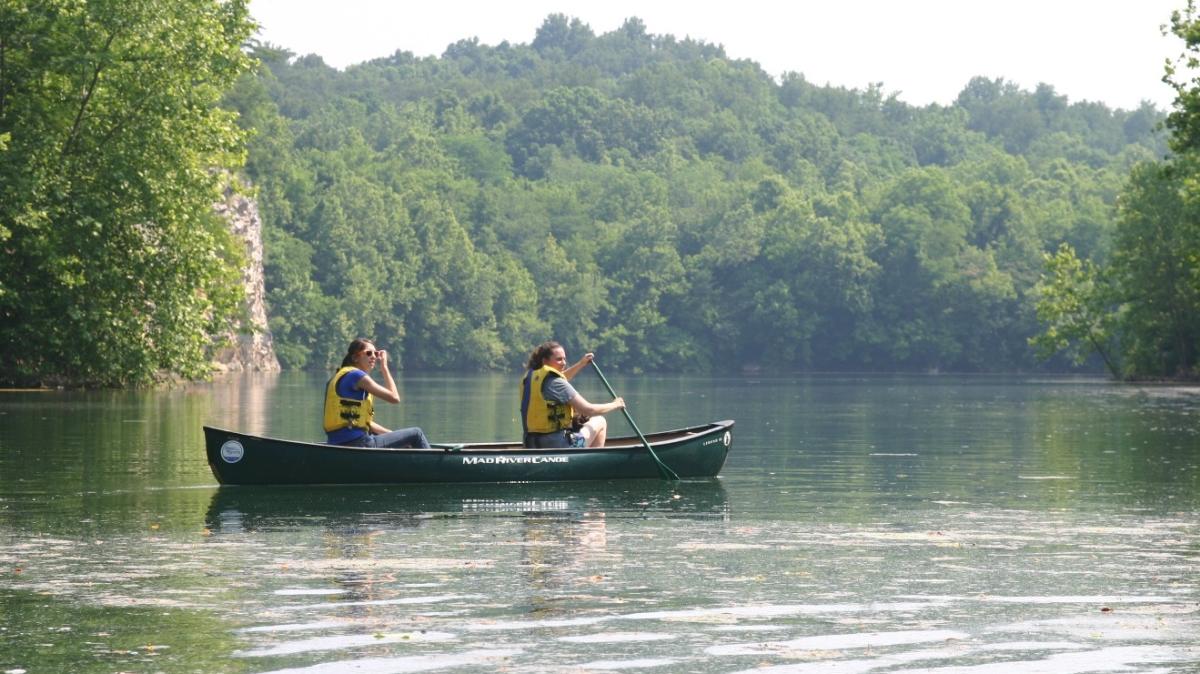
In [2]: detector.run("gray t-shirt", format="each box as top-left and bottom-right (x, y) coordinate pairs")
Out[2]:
(543, 375), (578, 405)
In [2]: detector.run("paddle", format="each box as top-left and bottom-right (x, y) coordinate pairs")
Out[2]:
(589, 360), (680, 481)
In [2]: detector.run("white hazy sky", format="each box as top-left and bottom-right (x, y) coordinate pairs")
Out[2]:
(249, 0), (1185, 111)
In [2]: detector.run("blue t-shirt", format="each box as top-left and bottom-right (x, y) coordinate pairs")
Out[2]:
(326, 368), (368, 444)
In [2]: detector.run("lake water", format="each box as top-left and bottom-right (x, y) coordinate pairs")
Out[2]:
(1, 372), (1198, 673)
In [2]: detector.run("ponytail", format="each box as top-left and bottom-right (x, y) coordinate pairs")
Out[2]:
(525, 340), (561, 370)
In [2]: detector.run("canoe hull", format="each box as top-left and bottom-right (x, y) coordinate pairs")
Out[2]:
(204, 420), (733, 485)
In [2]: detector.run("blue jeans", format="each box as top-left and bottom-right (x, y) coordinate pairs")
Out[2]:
(365, 427), (430, 449)
(523, 430), (584, 448)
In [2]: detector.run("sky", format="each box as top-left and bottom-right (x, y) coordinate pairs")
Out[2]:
(248, 0), (1186, 112)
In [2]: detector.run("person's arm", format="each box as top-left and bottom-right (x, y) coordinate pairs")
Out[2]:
(357, 354), (400, 434)
(561, 352), (594, 381)
(568, 392), (624, 417)
(355, 350), (400, 404)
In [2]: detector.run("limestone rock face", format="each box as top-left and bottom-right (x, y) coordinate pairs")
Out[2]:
(212, 183), (281, 373)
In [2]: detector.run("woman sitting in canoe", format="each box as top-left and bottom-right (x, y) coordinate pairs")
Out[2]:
(324, 338), (431, 449)
(521, 341), (625, 448)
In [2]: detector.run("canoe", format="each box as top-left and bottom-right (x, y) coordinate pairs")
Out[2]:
(204, 420), (733, 485)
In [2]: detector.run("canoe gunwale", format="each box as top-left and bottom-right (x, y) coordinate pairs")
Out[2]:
(202, 419), (734, 455)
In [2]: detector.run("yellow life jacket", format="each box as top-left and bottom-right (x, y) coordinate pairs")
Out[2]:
(521, 364), (574, 434)
(323, 366), (374, 433)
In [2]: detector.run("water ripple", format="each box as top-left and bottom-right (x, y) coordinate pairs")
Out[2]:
(235, 630), (458, 657)
(705, 629), (968, 656)
(252, 648), (523, 674)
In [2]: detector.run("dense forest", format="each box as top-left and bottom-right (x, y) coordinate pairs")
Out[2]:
(4, 1), (1200, 385)
(226, 15), (1169, 374)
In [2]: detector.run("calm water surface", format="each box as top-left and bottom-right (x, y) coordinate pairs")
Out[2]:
(1, 373), (1198, 673)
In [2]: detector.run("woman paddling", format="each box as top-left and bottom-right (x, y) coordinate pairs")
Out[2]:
(520, 341), (624, 448)
(323, 338), (431, 448)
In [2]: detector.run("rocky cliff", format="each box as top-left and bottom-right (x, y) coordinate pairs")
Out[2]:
(212, 181), (281, 373)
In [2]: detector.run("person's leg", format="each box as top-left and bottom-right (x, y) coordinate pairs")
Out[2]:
(580, 416), (608, 447)
(370, 426), (431, 448)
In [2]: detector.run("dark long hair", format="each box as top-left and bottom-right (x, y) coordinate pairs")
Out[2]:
(340, 338), (375, 369)
(525, 340), (561, 370)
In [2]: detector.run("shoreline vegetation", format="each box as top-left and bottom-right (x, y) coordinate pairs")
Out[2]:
(4, 2), (1200, 387)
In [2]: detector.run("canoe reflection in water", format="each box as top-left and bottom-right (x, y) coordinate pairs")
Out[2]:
(203, 481), (730, 626)
(204, 480), (730, 534)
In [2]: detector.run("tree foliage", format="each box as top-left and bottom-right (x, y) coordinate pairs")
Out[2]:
(1031, 1), (1200, 379)
(1030, 244), (1122, 376)
(231, 16), (1171, 374)
(0, 0), (255, 386)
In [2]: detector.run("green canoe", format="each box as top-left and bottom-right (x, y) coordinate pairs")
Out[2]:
(204, 420), (733, 485)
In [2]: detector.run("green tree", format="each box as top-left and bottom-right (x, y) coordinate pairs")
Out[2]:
(1030, 244), (1122, 377)
(1031, 1), (1200, 380)
(0, 0), (255, 386)
(405, 198), (512, 370)
(593, 208), (689, 369)
(1166, 0), (1200, 154)
(1111, 160), (1200, 376)
(531, 14), (594, 58)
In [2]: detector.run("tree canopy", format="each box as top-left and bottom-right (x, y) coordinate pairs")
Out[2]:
(1031, 0), (1200, 380)
(229, 15), (1167, 374)
(3, 7), (1183, 384)
(0, 0), (256, 386)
